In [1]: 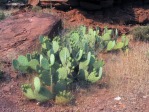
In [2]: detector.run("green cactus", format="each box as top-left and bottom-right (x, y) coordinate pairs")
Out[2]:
(101, 29), (113, 41)
(80, 26), (86, 35)
(78, 69), (89, 80)
(124, 38), (129, 47)
(22, 84), (35, 100)
(107, 41), (115, 51)
(52, 41), (59, 53)
(12, 27), (108, 104)
(107, 41), (116, 51)
(93, 60), (105, 69)
(41, 57), (49, 70)
(79, 52), (91, 70)
(122, 35), (129, 47)
(34, 87), (53, 102)
(114, 42), (124, 50)
(70, 32), (80, 46)
(59, 47), (70, 66)
(18, 55), (29, 66)
(12, 55), (29, 72)
(26, 53), (31, 62)
(106, 29), (113, 35)
(34, 77), (41, 92)
(22, 77), (53, 102)
(40, 70), (51, 86)
(57, 67), (68, 80)
(87, 67), (103, 83)
(54, 80), (68, 94)
(76, 49), (83, 61)
(50, 54), (55, 66)
(31, 52), (40, 60)
(12, 59), (19, 70)
(101, 33), (111, 41)
(29, 59), (39, 70)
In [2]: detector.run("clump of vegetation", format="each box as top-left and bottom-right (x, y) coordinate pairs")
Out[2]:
(132, 25), (149, 41)
(55, 90), (73, 105)
(67, 26), (129, 52)
(12, 26), (129, 104)
(0, 70), (4, 79)
(12, 27), (104, 104)
(0, 12), (5, 21)
(32, 6), (42, 12)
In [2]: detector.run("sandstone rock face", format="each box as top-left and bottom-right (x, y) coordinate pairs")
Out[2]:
(0, 12), (62, 62)
(134, 8), (149, 23)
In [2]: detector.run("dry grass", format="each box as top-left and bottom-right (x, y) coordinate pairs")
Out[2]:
(97, 36), (149, 111)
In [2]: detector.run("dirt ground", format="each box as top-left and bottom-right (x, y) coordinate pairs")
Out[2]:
(0, 3), (149, 112)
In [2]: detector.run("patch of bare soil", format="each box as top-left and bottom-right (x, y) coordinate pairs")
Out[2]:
(0, 3), (149, 112)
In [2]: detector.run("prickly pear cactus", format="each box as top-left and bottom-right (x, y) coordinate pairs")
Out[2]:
(12, 55), (29, 72)
(22, 77), (53, 102)
(13, 26), (111, 103)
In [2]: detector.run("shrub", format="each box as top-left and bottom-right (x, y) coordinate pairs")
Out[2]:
(132, 25), (149, 41)
(0, 12), (5, 21)
(0, 70), (4, 79)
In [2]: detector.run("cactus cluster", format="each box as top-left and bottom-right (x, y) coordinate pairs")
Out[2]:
(13, 32), (104, 103)
(67, 26), (129, 53)
(12, 26), (129, 104)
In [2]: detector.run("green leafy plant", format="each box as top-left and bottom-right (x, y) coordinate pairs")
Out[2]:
(131, 25), (149, 41)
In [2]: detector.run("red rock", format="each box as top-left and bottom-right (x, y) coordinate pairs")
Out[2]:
(3, 86), (10, 92)
(138, 13), (148, 23)
(0, 12), (62, 62)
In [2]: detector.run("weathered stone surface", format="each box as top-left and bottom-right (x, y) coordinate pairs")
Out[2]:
(0, 12), (62, 62)
(134, 8), (149, 24)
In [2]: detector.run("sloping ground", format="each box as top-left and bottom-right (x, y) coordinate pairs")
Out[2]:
(1, 41), (149, 112)
(0, 12), (61, 62)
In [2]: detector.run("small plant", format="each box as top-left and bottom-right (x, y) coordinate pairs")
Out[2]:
(32, 6), (42, 12)
(132, 25), (149, 41)
(0, 12), (5, 21)
(22, 77), (53, 102)
(55, 90), (73, 105)
(106, 34), (129, 52)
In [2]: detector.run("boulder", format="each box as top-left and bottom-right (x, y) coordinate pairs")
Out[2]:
(0, 11), (62, 62)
